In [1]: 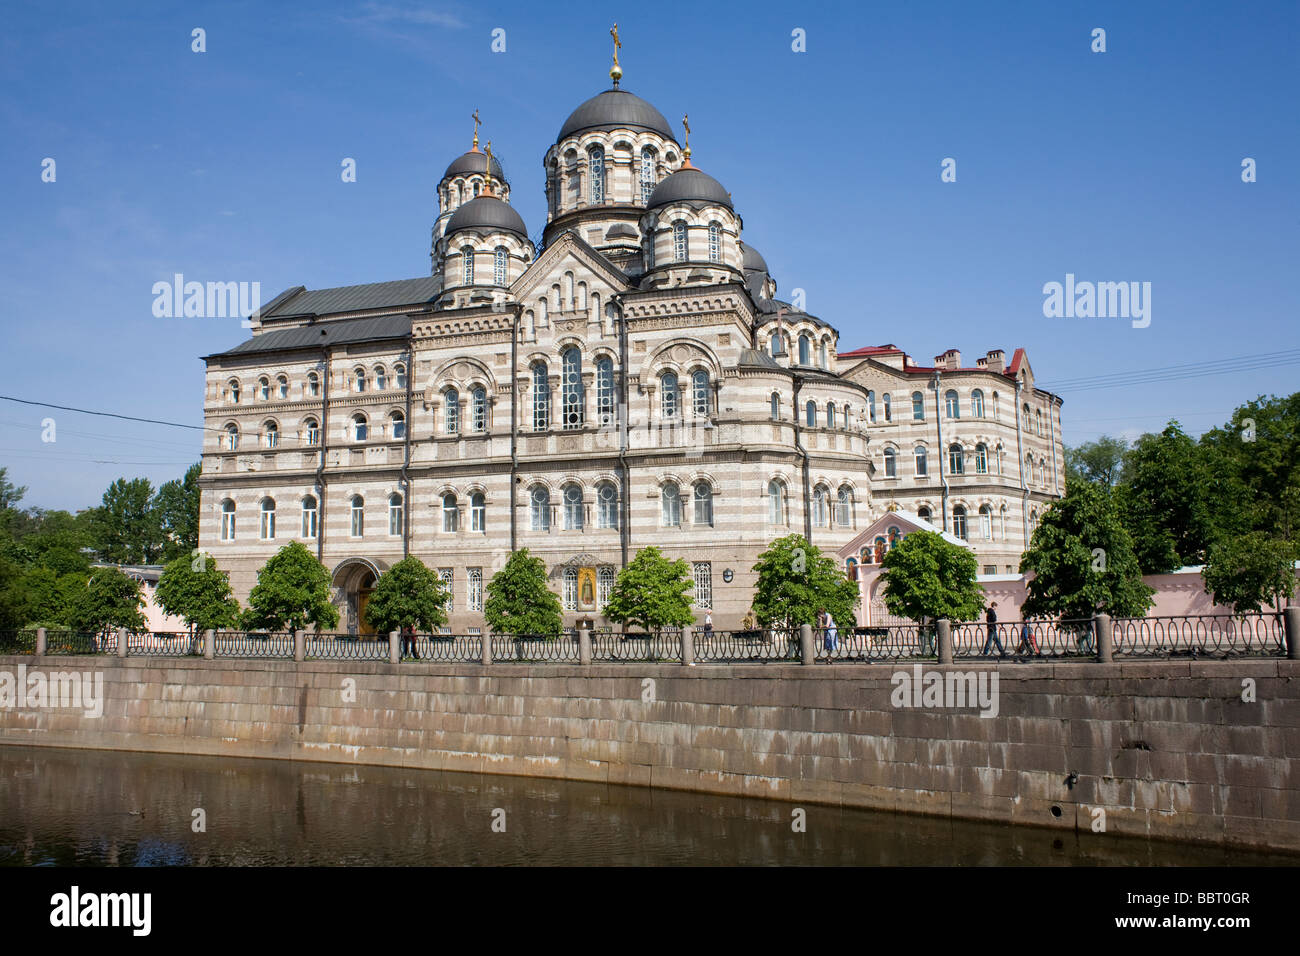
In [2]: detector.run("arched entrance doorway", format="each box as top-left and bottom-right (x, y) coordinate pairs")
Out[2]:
(330, 557), (387, 636)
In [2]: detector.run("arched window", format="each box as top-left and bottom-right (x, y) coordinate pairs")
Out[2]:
(394, 364), (406, 388)
(442, 493), (458, 533)
(826, 402), (836, 429)
(1025, 453), (1033, 482)
(263, 421), (278, 449)
(227, 379), (241, 404)
(354, 367), (367, 393)
(300, 496), (317, 538)
(598, 566), (615, 608)
(884, 447), (897, 478)
(707, 221), (720, 262)
(1023, 403), (1032, 427)
(661, 483), (681, 527)
(530, 486), (550, 531)
(805, 400), (817, 427)
(471, 386), (487, 432)
(953, 505), (968, 540)
(470, 492), (485, 532)
(467, 567), (483, 612)
(813, 486), (829, 527)
(660, 371), (679, 419)
(306, 372), (319, 397)
(798, 334), (811, 366)
(819, 341), (829, 369)
(349, 495), (364, 537)
(462, 246), (474, 285)
(975, 442), (988, 474)
(1036, 408), (1044, 436)
(561, 347), (583, 429)
(912, 391), (924, 421)
(867, 391), (876, 424)
(836, 486), (852, 527)
(220, 499), (236, 541)
(563, 484), (583, 530)
(352, 413), (367, 442)
(770, 333), (780, 358)
(596, 357), (614, 426)
(276, 375), (288, 399)
(532, 363), (550, 431)
(767, 480), (784, 526)
(693, 482), (713, 526)
(390, 411), (405, 440)
(917, 505), (932, 522)
(945, 389), (960, 418)
(589, 146), (604, 203)
(374, 366), (387, 390)
(992, 392), (1000, 420)
(388, 493), (403, 536)
(882, 393), (892, 422)
(770, 392), (781, 420)
(258, 376), (270, 401)
(493, 246), (508, 286)
(971, 389), (985, 417)
(979, 504), (992, 539)
(640, 147), (656, 203)
(224, 423), (239, 450)
(949, 443), (964, 474)
(914, 445), (928, 477)
(999, 504), (1008, 540)
(444, 388), (460, 434)
(691, 369), (710, 416)
(561, 567), (578, 610)
(597, 482), (618, 529)
(303, 418), (319, 446)
(673, 221), (687, 261)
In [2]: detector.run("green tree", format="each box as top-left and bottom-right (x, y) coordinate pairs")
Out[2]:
(66, 566), (147, 636)
(1065, 436), (1129, 488)
(1020, 482), (1155, 622)
(1201, 532), (1298, 614)
(14, 509), (93, 576)
(603, 546), (695, 634)
(751, 534), (859, 630)
(1200, 393), (1300, 541)
(363, 556), (449, 635)
(153, 463), (201, 561)
(879, 530), (985, 623)
(86, 477), (162, 564)
(155, 553), (241, 634)
(243, 541), (339, 632)
(483, 549), (562, 636)
(13, 565), (88, 627)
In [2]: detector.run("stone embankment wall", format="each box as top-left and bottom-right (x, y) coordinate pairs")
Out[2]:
(1, 655), (1296, 852)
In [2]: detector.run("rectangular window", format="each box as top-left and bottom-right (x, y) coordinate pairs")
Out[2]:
(302, 506), (317, 539)
(438, 569), (454, 613)
(692, 562), (712, 611)
(983, 565), (996, 575)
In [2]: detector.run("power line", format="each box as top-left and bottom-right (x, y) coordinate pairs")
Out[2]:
(0, 395), (213, 432)
(1045, 348), (1300, 392)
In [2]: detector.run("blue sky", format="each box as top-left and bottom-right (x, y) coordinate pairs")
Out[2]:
(2, 0), (1297, 511)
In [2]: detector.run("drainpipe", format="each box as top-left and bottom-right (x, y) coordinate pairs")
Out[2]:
(400, 340), (412, 558)
(933, 371), (949, 532)
(315, 346), (329, 562)
(613, 293), (630, 570)
(510, 305), (520, 553)
(793, 371), (811, 541)
(1015, 380), (1029, 544)
(1047, 394), (1061, 495)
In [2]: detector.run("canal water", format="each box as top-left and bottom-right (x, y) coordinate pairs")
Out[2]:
(0, 745), (1291, 866)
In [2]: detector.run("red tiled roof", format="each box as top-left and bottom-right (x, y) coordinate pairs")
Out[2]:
(837, 344), (901, 358)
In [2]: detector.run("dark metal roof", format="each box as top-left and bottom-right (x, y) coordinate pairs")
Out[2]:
(737, 348), (783, 370)
(443, 149), (505, 182)
(648, 167), (733, 210)
(445, 196), (529, 239)
(557, 89), (676, 142)
(206, 313), (413, 359)
(740, 241), (768, 274)
(266, 277), (441, 318)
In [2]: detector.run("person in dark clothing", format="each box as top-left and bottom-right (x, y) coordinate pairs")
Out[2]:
(401, 623), (419, 660)
(981, 602), (1004, 657)
(1016, 620), (1039, 656)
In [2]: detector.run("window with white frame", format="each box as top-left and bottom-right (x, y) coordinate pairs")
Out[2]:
(394, 364), (406, 388)
(884, 447), (897, 478)
(945, 390), (960, 418)
(562, 567), (578, 610)
(673, 221), (687, 261)
(352, 414), (367, 442)
(561, 348), (583, 429)
(819, 341), (828, 369)
(388, 493), (403, 536)
(263, 421), (278, 449)
(597, 566), (614, 608)
(767, 480), (784, 526)
(470, 492), (485, 532)
(953, 505), (968, 540)
(563, 483), (583, 530)
(979, 504), (992, 539)
(589, 147), (604, 203)
(912, 391), (925, 420)
(707, 221), (720, 262)
(467, 567), (483, 612)
(471, 386), (487, 433)
(836, 486), (852, 527)
(227, 379), (241, 404)
(660, 372), (679, 419)
(462, 247), (474, 285)
(693, 482), (713, 526)
(390, 411), (405, 439)
(971, 389), (985, 417)
(301, 496), (317, 538)
(259, 498), (275, 539)
(692, 562), (712, 610)
(597, 482), (618, 529)
(882, 394), (891, 421)
(915, 446), (928, 476)
(445, 389), (459, 434)
(532, 363), (550, 431)
(806, 400), (816, 427)
(661, 483), (681, 527)
(692, 369), (709, 416)
(354, 368), (367, 393)
(640, 147), (656, 204)
(224, 423), (239, 451)
(530, 486), (550, 531)
(493, 246), (508, 286)
(813, 486), (829, 527)
(220, 499), (236, 540)
(949, 443), (964, 475)
(276, 375), (288, 399)
(596, 358), (614, 426)
(442, 493), (458, 532)
(798, 334), (810, 366)
(306, 372), (319, 397)
(826, 402), (836, 429)
(975, 443), (988, 474)
(439, 569), (454, 612)
(375, 366), (387, 390)
(258, 376), (270, 401)
(303, 418), (319, 446)
(350, 495), (364, 536)
(770, 392), (780, 420)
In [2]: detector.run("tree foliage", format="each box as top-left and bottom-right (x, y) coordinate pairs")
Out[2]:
(483, 549), (563, 636)
(1066, 436), (1129, 489)
(243, 541), (339, 632)
(1201, 532), (1298, 614)
(1020, 482), (1154, 621)
(603, 546), (695, 633)
(154, 463), (202, 561)
(86, 477), (161, 564)
(879, 530), (985, 623)
(65, 566), (147, 635)
(363, 556), (449, 635)
(751, 534), (858, 630)
(155, 553), (241, 633)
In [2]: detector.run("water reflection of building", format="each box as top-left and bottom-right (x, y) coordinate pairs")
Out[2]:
(196, 44), (1065, 631)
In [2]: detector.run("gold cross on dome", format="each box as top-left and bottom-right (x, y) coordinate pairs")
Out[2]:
(610, 23), (621, 65)
(471, 108), (481, 148)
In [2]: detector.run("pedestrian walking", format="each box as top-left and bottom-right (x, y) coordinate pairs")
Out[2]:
(981, 602), (1005, 657)
(822, 610), (839, 656)
(401, 623), (419, 660)
(703, 613), (713, 635)
(1015, 620), (1038, 656)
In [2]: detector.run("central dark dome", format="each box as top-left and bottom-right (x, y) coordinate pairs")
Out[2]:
(647, 167), (733, 210)
(443, 149), (504, 182)
(557, 89), (676, 142)
(446, 196), (528, 239)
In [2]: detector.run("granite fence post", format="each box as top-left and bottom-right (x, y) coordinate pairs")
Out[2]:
(389, 630), (400, 665)
(937, 619), (952, 664)
(34, 627), (46, 657)
(204, 629), (215, 660)
(1095, 613), (1114, 663)
(294, 629), (305, 663)
(1284, 606), (1300, 660)
(578, 627), (592, 665)
(117, 627), (128, 658)
(681, 625), (694, 666)
(799, 623), (815, 664)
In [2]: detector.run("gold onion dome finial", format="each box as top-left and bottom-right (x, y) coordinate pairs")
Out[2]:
(471, 108), (481, 150)
(482, 141), (495, 196)
(609, 23), (622, 87)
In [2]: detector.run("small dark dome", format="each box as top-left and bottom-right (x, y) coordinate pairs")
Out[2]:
(446, 196), (528, 239)
(443, 149), (505, 182)
(558, 89), (675, 142)
(740, 242), (768, 274)
(647, 167), (733, 210)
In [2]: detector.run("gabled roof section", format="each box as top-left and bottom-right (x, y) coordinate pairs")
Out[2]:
(837, 509), (971, 560)
(838, 344), (901, 359)
(204, 313), (413, 360)
(265, 276), (442, 318)
(512, 229), (630, 301)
